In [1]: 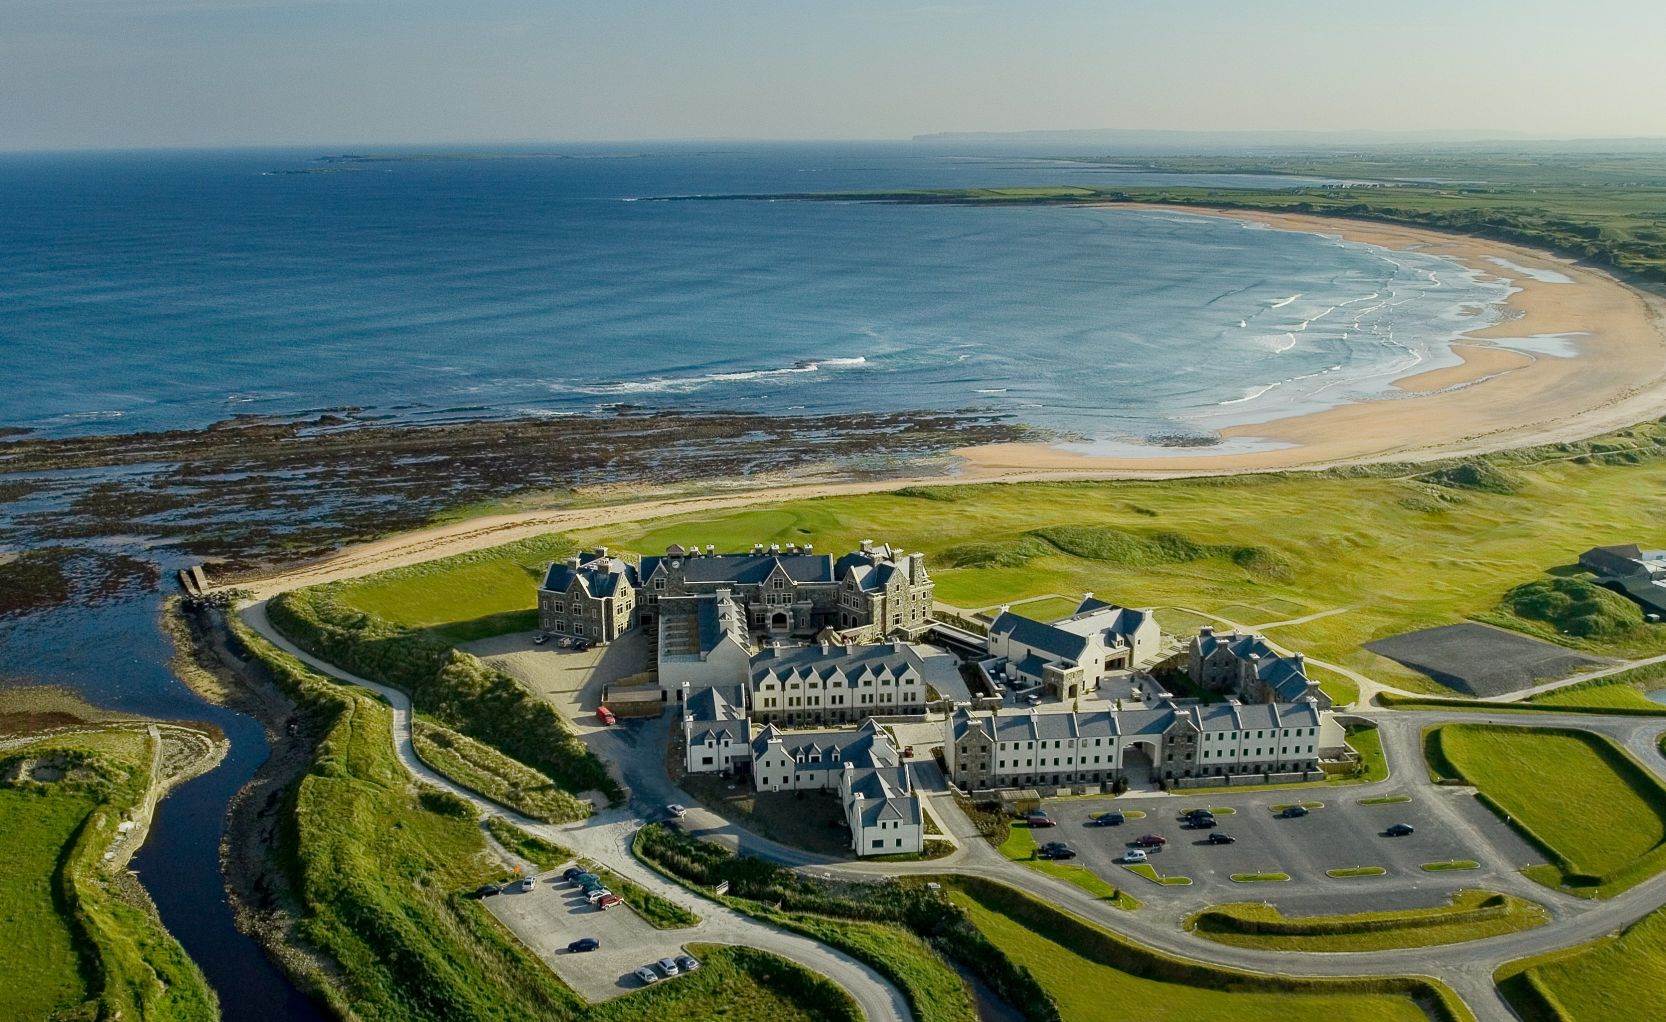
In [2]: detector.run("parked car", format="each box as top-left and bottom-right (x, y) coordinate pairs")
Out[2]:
(656, 957), (681, 977)
(1187, 816), (1219, 829)
(676, 954), (700, 973)
(1205, 832), (1237, 845)
(516, 877), (536, 893)
(1385, 823), (1416, 837)
(597, 893), (623, 908)
(1121, 848), (1149, 864)
(556, 636), (573, 649)
(562, 866), (586, 882)
(572, 639), (592, 651)
(474, 882), (502, 898)
(1183, 808), (1215, 820)
(1024, 812), (1056, 828)
(586, 888), (613, 904)
(570, 872), (599, 887)
(1038, 842), (1077, 860)
(634, 967), (660, 985)
(532, 633), (549, 645)
(568, 937), (600, 953)
(665, 803), (688, 818)
(579, 878), (607, 893)
(1134, 833), (1167, 847)
(1280, 805), (1310, 818)
(596, 706), (617, 726)
(1090, 810), (1125, 826)
(1025, 694), (1042, 706)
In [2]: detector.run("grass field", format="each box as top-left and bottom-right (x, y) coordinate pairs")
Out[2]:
(1190, 890), (1548, 952)
(1426, 724), (1666, 897)
(575, 425), (1666, 692)
(0, 728), (217, 1022)
(946, 876), (1471, 1022)
(333, 533), (576, 642)
(1496, 901), (1666, 1022)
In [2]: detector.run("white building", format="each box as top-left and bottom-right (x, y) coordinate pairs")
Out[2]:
(681, 685), (751, 775)
(657, 591), (752, 695)
(985, 596), (1160, 699)
(748, 641), (956, 725)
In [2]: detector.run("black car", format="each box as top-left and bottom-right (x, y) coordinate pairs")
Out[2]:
(1090, 810), (1126, 827)
(1186, 816), (1219, 829)
(1280, 805), (1310, 818)
(1183, 808), (1215, 820)
(1205, 832), (1236, 845)
(562, 866), (586, 882)
(474, 882), (502, 898)
(1038, 841), (1077, 860)
(567, 937), (600, 953)
(1385, 823), (1416, 837)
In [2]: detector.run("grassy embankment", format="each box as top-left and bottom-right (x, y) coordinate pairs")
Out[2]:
(410, 718), (586, 822)
(1425, 723), (1666, 897)
(229, 617), (859, 1022)
(482, 816), (699, 929)
(267, 582), (618, 807)
(1188, 889), (1547, 952)
(0, 727), (217, 1022)
(945, 875), (1474, 1022)
(576, 419), (1666, 695)
(635, 821), (1046, 1022)
(1496, 899), (1666, 1021)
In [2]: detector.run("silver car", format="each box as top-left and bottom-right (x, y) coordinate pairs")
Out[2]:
(634, 966), (659, 985)
(656, 957), (680, 977)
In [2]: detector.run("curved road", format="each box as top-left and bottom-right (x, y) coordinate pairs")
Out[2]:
(242, 598), (1666, 1022)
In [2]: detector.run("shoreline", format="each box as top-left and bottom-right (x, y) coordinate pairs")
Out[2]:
(954, 205), (1666, 476)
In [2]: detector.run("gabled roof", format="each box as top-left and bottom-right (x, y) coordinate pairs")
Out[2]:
(749, 642), (960, 692)
(752, 718), (895, 768)
(642, 551), (834, 585)
(541, 554), (638, 598)
(848, 764), (921, 827)
(684, 685), (751, 747)
(988, 612), (1091, 661)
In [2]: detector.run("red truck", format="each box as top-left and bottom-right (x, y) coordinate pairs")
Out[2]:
(595, 706), (616, 726)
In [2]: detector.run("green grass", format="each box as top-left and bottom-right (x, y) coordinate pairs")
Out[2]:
(0, 728), (217, 1022)
(946, 875), (1474, 1022)
(1427, 723), (1666, 897)
(997, 822), (1139, 906)
(413, 718), (591, 822)
(332, 533), (576, 642)
(1123, 863), (1192, 886)
(997, 594), (1082, 620)
(1326, 866), (1388, 878)
(1496, 900), (1666, 1022)
(1360, 794), (1413, 806)
(1423, 860), (1481, 872)
(1229, 872), (1291, 883)
(1269, 800), (1325, 812)
(1190, 890), (1548, 952)
(233, 619), (861, 1022)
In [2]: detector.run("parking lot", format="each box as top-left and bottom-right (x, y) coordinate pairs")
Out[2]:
(1032, 785), (1543, 909)
(483, 863), (694, 1002)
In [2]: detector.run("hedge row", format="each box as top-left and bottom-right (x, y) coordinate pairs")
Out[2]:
(268, 586), (619, 803)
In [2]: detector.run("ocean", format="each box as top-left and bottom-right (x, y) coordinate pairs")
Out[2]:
(0, 143), (1509, 449)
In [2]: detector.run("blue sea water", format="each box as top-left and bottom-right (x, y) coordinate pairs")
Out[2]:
(0, 143), (1509, 448)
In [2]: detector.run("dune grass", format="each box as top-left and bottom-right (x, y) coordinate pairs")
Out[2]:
(946, 876), (1472, 1022)
(1191, 889), (1548, 952)
(580, 426), (1666, 693)
(0, 728), (217, 1022)
(1425, 723), (1666, 897)
(413, 718), (591, 822)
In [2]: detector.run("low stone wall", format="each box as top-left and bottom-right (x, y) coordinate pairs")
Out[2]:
(1172, 769), (1323, 789)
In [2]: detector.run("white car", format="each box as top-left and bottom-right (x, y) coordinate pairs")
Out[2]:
(516, 877), (536, 893)
(586, 888), (613, 904)
(1121, 848), (1148, 864)
(634, 967), (659, 985)
(656, 957), (681, 977)
(665, 803), (688, 818)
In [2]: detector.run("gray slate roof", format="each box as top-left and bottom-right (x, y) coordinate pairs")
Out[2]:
(684, 685), (751, 747)
(749, 641), (959, 692)
(988, 611), (1089, 661)
(541, 554), (639, 597)
(642, 552), (834, 585)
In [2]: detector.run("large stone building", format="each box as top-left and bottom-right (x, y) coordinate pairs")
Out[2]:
(1186, 627), (1330, 708)
(537, 548), (639, 645)
(945, 699), (1329, 789)
(985, 597), (1160, 700)
(680, 695), (923, 857)
(747, 641), (957, 725)
(656, 591), (752, 694)
(639, 540), (933, 648)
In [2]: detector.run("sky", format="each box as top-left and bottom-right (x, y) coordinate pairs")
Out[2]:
(3, 0), (1665, 151)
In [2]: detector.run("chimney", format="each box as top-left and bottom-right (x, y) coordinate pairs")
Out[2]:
(1200, 626), (1214, 638)
(860, 539), (873, 553)
(706, 544), (715, 556)
(567, 555), (582, 568)
(770, 543), (781, 554)
(753, 543), (764, 554)
(804, 543), (813, 554)
(595, 546), (608, 559)
(1082, 591), (1093, 602)
(998, 604), (1011, 615)
(910, 552), (925, 578)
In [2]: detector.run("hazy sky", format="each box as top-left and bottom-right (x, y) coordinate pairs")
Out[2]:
(4, 0), (1664, 150)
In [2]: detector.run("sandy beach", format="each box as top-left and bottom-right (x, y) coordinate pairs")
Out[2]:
(955, 207), (1666, 476)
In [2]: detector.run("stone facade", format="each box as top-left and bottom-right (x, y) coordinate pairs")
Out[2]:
(537, 548), (638, 645)
(985, 596), (1159, 699)
(1186, 627), (1330, 708)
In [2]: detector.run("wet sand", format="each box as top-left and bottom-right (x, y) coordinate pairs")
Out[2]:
(955, 207), (1666, 476)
